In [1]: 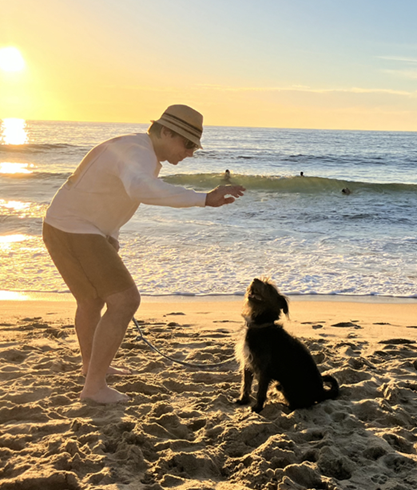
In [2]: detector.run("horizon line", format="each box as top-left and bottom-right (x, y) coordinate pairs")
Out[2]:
(1, 117), (416, 134)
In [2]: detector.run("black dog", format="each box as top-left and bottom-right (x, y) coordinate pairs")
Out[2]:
(235, 277), (339, 413)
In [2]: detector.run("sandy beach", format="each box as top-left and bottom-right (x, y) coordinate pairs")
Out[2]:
(1, 295), (417, 490)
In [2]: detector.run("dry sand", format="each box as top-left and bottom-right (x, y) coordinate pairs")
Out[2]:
(1, 295), (417, 490)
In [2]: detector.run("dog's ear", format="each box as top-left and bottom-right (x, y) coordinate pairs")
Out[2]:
(277, 293), (289, 318)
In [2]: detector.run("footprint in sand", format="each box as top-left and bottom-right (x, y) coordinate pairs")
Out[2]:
(378, 338), (416, 345)
(0, 347), (29, 363)
(331, 322), (363, 329)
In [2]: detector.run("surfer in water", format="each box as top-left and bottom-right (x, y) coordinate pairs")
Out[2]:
(223, 169), (232, 183)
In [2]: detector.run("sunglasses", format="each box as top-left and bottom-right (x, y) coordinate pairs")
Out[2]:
(183, 138), (199, 151)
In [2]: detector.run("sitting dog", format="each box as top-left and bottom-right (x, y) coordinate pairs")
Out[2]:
(235, 277), (339, 413)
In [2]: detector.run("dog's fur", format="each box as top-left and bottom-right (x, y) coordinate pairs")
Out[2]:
(235, 277), (339, 413)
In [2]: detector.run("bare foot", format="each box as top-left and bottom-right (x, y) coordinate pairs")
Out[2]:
(80, 385), (129, 404)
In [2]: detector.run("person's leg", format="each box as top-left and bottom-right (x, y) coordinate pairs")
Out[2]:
(42, 223), (139, 401)
(80, 285), (140, 403)
(75, 296), (104, 375)
(75, 296), (134, 376)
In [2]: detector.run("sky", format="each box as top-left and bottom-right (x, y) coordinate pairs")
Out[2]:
(1, 0), (417, 130)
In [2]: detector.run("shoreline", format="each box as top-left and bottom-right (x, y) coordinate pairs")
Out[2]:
(1, 291), (417, 346)
(1, 289), (416, 304)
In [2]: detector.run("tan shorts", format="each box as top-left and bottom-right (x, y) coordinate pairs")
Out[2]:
(42, 222), (136, 301)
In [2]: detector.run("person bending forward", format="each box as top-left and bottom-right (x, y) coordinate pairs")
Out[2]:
(43, 104), (245, 404)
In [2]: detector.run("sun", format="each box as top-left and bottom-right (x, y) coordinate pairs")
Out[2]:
(0, 47), (25, 72)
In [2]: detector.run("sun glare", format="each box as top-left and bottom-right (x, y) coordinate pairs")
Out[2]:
(0, 234), (29, 244)
(0, 291), (30, 301)
(0, 199), (42, 219)
(0, 234), (34, 253)
(0, 162), (33, 174)
(0, 47), (25, 72)
(0, 199), (31, 212)
(0, 118), (28, 145)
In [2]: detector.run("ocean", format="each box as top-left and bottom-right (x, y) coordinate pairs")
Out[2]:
(1, 118), (416, 299)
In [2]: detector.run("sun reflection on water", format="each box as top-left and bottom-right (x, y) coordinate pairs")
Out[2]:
(0, 162), (33, 174)
(0, 199), (43, 219)
(0, 118), (28, 145)
(0, 200), (31, 211)
(0, 234), (35, 253)
(0, 234), (30, 244)
(0, 291), (30, 301)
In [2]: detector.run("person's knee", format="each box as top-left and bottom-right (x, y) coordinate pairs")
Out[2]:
(126, 288), (141, 314)
(77, 296), (105, 315)
(106, 286), (140, 316)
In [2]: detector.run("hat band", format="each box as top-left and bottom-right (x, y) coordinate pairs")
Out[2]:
(160, 113), (202, 139)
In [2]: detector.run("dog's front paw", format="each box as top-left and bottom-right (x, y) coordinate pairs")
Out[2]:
(235, 396), (250, 405)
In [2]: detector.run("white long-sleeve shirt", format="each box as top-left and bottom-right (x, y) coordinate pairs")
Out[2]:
(45, 133), (206, 239)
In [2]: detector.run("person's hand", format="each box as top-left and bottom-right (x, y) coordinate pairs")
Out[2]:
(205, 185), (245, 207)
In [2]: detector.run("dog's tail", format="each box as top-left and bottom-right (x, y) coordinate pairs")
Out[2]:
(320, 375), (339, 401)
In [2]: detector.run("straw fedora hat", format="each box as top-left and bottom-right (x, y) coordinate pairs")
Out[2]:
(153, 104), (203, 148)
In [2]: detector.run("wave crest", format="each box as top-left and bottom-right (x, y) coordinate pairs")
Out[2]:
(163, 173), (417, 194)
